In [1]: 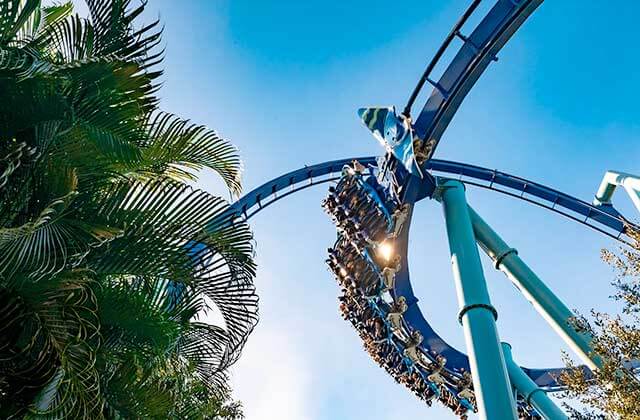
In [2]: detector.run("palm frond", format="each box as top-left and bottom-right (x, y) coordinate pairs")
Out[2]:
(0, 0), (40, 44)
(41, 2), (73, 28)
(10, 2), (73, 47)
(26, 275), (104, 419)
(0, 186), (123, 282)
(188, 220), (258, 372)
(1, 1), (254, 416)
(97, 276), (189, 356)
(0, 287), (59, 415)
(0, 270), (104, 419)
(0, 139), (38, 189)
(85, 178), (258, 375)
(84, 0), (163, 70)
(135, 112), (243, 196)
(39, 13), (95, 63)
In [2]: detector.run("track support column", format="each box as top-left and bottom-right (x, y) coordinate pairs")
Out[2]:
(468, 206), (601, 371)
(439, 180), (517, 419)
(501, 343), (568, 420)
(594, 170), (640, 214)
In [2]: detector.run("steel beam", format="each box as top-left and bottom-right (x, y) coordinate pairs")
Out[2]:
(594, 170), (640, 214)
(412, 0), (543, 154)
(439, 180), (517, 419)
(468, 205), (601, 371)
(501, 343), (568, 420)
(225, 158), (630, 244)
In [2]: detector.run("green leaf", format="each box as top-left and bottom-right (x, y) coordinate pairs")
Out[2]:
(0, 188), (123, 282)
(136, 112), (244, 197)
(0, 0), (40, 44)
(0, 1), (255, 417)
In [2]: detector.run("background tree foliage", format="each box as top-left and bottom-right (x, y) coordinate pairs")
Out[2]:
(0, 0), (259, 418)
(561, 228), (640, 419)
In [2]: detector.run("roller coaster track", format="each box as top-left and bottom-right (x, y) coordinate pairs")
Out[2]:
(219, 2), (640, 416)
(226, 158), (635, 245)
(228, 0), (549, 226)
(224, 156), (634, 396)
(225, 157), (636, 392)
(408, 0), (544, 158)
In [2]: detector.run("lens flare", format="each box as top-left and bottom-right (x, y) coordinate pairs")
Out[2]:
(378, 241), (394, 261)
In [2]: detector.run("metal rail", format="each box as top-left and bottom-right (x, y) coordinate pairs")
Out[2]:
(226, 157), (635, 243)
(214, 0), (640, 412)
(427, 160), (634, 243)
(225, 157), (377, 220)
(224, 157), (636, 391)
(403, 0), (482, 117)
(410, 0), (544, 159)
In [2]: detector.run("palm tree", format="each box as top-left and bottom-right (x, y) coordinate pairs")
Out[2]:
(0, 0), (258, 417)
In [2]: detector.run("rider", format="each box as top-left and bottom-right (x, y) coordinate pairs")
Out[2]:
(427, 354), (448, 386)
(390, 203), (410, 238)
(386, 296), (408, 332)
(381, 255), (402, 294)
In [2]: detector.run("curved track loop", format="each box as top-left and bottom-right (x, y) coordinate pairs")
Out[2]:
(226, 157), (376, 220)
(227, 158), (634, 244)
(226, 157), (637, 391)
(219, 0), (640, 410)
(411, 0), (543, 156)
(392, 199), (564, 390)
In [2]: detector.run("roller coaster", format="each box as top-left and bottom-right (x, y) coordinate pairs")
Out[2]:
(219, 1), (640, 418)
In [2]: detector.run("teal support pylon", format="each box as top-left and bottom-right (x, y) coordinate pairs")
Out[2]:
(439, 180), (518, 420)
(468, 206), (602, 371)
(501, 343), (568, 420)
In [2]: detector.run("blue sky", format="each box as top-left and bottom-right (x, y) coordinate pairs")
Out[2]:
(133, 1), (640, 418)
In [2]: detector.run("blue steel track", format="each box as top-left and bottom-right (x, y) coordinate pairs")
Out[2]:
(408, 0), (544, 156)
(226, 158), (632, 245)
(222, 156), (637, 391)
(217, 0), (638, 414)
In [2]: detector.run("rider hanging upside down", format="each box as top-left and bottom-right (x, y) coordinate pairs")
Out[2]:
(386, 296), (408, 332)
(456, 370), (474, 401)
(352, 159), (368, 175)
(404, 330), (424, 366)
(381, 255), (402, 293)
(390, 203), (410, 238)
(427, 355), (448, 386)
